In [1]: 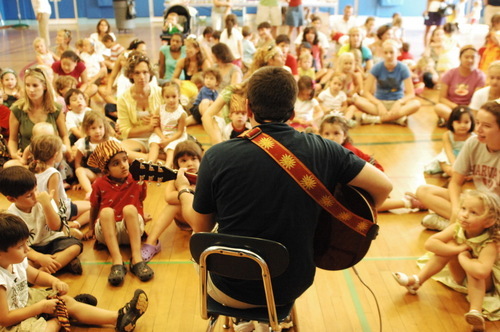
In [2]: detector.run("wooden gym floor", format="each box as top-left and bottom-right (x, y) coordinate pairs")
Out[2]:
(0, 18), (498, 332)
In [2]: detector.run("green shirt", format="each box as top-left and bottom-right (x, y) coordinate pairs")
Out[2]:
(11, 103), (61, 151)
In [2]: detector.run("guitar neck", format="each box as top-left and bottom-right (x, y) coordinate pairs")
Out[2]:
(129, 159), (197, 185)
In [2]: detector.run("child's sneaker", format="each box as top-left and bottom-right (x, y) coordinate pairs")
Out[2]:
(65, 257), (82, 275)
(421, 213), (449, 231)
(116, 289), (149, 332)
(464, 310), (485, 332)
(74, 293), (98, 306)
(361, 113), (381, 125)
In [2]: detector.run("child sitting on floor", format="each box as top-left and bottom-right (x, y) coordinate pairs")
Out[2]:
(0, 166), (83, 275)
(84, 140), (154, 286)
(0, 212), (148, 332)
(393, 190), (500, 331)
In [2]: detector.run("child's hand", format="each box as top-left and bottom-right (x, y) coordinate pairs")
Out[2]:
(52, 279), (69, 295)
(38, 299), (59, 315)
(83, 228), (95, 241)
(38, 254), (62, 274)
(36, 190), (54, 207)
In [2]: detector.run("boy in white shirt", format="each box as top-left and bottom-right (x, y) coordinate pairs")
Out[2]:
(65, 88), (91, 144)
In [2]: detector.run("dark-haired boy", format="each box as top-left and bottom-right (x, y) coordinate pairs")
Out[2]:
(187, 67), (221, 126)
(84, 140), (154, 286)
(0, 166), (83, 275)
(0, 212), (148, 331)
(276, 34), (298, 76)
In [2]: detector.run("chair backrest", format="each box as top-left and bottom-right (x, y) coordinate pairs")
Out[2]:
(190, 233), (289, 280)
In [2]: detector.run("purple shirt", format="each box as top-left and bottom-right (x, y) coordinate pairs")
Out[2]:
(441, 68), (486, 105)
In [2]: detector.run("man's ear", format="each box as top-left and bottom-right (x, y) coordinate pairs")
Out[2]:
(246, 98), (253, 119)
(6, 196), (16, 203)
(289, 109), (295, 121)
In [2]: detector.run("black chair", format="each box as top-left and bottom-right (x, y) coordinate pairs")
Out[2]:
(189, 232), (296, 332)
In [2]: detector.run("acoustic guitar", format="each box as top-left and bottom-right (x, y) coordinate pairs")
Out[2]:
(129, 159), (197, 185)
(313, 184), (378, 271)
(129, 160), (378, 271)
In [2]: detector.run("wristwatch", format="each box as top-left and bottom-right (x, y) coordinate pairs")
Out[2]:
(177, 188), (195, 200)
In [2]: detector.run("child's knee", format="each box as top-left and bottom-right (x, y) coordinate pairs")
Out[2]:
(122, 205), (138, 217)
(99, 207), (115, 221)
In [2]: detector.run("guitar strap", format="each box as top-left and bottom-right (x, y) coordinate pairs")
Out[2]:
(240, 127), (374, 237)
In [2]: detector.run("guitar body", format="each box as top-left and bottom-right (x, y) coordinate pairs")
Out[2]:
(313, 184), (378, 271)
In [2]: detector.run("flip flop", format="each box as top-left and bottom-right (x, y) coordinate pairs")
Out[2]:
(140, 242), (161, 262)
(108, 263), (127, 286)
(130, 260), (154, 282)
(392, 272), (420, 294)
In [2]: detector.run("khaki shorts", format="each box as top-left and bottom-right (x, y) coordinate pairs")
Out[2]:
(95, 214), (145, 245)
(256, 4), (282, 26)
(0, 288), (52, 332)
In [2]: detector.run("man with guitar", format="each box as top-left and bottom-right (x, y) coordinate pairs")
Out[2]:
(175, 67), (392, 319)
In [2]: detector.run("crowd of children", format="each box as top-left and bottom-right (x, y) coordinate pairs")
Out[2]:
(0, 6), (498, 331)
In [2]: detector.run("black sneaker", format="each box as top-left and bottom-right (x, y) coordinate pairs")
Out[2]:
(74, 293), (98, 306)
(66, 257), (83, 275)
(116, 289), (149, 332)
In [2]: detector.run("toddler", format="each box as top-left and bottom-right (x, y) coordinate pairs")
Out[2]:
(74, 111), (119, 200)
(30, 135), (90, 230)
(188, 67), (221, 126)
(298, 52), (315, 80)
(78, 38), (107, 87)
(393, 190), (500, 331)
(148, 82), (188, 165)
(64, 88), (91, 144)
(54, 75), (78, 112)
(102, 33), (125, 72)
(425, 106), (475, 177)
(85, 140), (154, 286)
(0, 68), (21, 108)
(33, 37), (55, 69)
(222, 93), (251, 140)
(318, 73), (348, 117)
(0, 212), (148, 331)
(291, 76), (323, 131)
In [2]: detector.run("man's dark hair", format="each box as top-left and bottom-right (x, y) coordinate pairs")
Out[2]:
(247, 67), (297, 123)
(0, 166), (37, 198)
(0, 213), (31, 252)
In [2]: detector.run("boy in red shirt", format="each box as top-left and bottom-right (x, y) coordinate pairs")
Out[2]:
(84, 140), (154, 286)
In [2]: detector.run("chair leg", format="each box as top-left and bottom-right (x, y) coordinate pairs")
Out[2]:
(222, 316), (230, 329)
(206, 315), (219, 332)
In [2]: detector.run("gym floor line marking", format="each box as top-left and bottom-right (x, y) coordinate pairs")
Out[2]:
(343, 269), (372, 332)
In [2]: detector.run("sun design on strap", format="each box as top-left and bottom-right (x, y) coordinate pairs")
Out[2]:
(280, 154), (296, 169)
(338, 211), (352, 221)
(320, 195), (335, 207)
(257, 137), (275, 149)
(356, 221), (370, 233)
(300, 175), (317, 189)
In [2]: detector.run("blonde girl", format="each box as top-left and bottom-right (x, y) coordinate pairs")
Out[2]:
(29, 135), (90, 230)
(291, 76), (323, 130)
(393, 190), (500, 330)
(148, 81), (188, 165)
(74, 111), (119, 200)
(141, 140), (203, 262)
(0, 68), (22, 108)
(53, 29), (72, 61)
(336, 52), (364, 102)
(33, 37), (55, 68)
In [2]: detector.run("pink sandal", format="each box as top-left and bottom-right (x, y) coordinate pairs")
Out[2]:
(141, 242), (161, 262)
